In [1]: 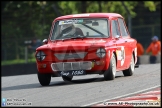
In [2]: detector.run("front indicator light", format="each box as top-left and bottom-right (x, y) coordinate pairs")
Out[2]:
(91, 61), (95, 68)
(96, 61), (105, 65)
(38, 64), (47, 68)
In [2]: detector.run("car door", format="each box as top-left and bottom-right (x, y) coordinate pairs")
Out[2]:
(117, 18), (132, 68)
(111, 18), (127, 70)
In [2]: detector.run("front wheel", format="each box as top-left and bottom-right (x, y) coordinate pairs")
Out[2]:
(123, 54), (135, 76)
(37, 72), (51, 86)
(104, 53), (116, 80)
(62, 76), (73, 82)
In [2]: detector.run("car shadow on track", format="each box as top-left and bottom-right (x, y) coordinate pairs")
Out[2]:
(2, 76), (123, 91)
(49, 75), (123, 86)
(2, 83), (40, 91)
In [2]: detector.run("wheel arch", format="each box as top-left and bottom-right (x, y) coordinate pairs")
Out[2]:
(113, 51), (117, 66)
(132, 48), (136, 64)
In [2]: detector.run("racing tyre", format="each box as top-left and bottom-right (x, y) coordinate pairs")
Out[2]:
(62, 76), (73, 82)
(123, 54), (135, 76)
(104, 53), (116, 80)
(37, 72), (51, 86)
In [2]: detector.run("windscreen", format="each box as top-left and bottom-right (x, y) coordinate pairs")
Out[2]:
(50, 18), (109, 40)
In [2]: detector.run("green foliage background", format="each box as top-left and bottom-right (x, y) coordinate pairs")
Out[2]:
(1, 1), (161, 65)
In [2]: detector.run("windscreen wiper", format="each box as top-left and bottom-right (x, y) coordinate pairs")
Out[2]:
(55, 35), (87, 41)
(70, 35), (87, 39)
(82, 24), (106, 37)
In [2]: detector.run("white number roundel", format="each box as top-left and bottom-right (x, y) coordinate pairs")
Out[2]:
(121, 46), (125, 66)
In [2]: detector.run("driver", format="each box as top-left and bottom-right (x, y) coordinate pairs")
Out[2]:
(60, 24), (76, 37)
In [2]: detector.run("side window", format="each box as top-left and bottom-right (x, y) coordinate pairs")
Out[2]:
(50, 22), (58, 40)
(118, 18), (129, 36)
(112, 20), (120, 37)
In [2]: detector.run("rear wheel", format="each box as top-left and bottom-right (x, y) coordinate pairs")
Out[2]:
(37, 72), (51, 86)
(123, 54), (135, 76)
(62, 76), (73, 82)
(104, 53), (116, 80)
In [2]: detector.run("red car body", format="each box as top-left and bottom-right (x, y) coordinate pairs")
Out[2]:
(35, 13), (137, 86)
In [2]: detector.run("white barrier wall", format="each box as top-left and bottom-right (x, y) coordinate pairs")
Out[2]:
(139, 55), (161, 64)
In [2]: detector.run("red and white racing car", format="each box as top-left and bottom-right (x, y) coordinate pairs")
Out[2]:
(35, 13), (138, 86)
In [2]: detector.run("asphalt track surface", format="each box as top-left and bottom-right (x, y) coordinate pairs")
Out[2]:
(2, 63), (161, 106)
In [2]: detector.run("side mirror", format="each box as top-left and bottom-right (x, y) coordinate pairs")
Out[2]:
(43, 39), (48, 44)
(115, 35), (120, 39)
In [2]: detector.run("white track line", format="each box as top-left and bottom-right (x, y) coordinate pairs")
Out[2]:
(82, 85), (160, 107)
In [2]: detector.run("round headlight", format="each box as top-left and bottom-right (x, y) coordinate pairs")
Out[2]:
(96, 48), (106, 58)
(36, 51), (46, 61)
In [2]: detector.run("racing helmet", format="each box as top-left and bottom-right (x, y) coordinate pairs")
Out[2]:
(60, 24), (76, 36)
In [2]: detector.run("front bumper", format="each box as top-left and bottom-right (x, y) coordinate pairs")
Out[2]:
(36, 59), (109, 74)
